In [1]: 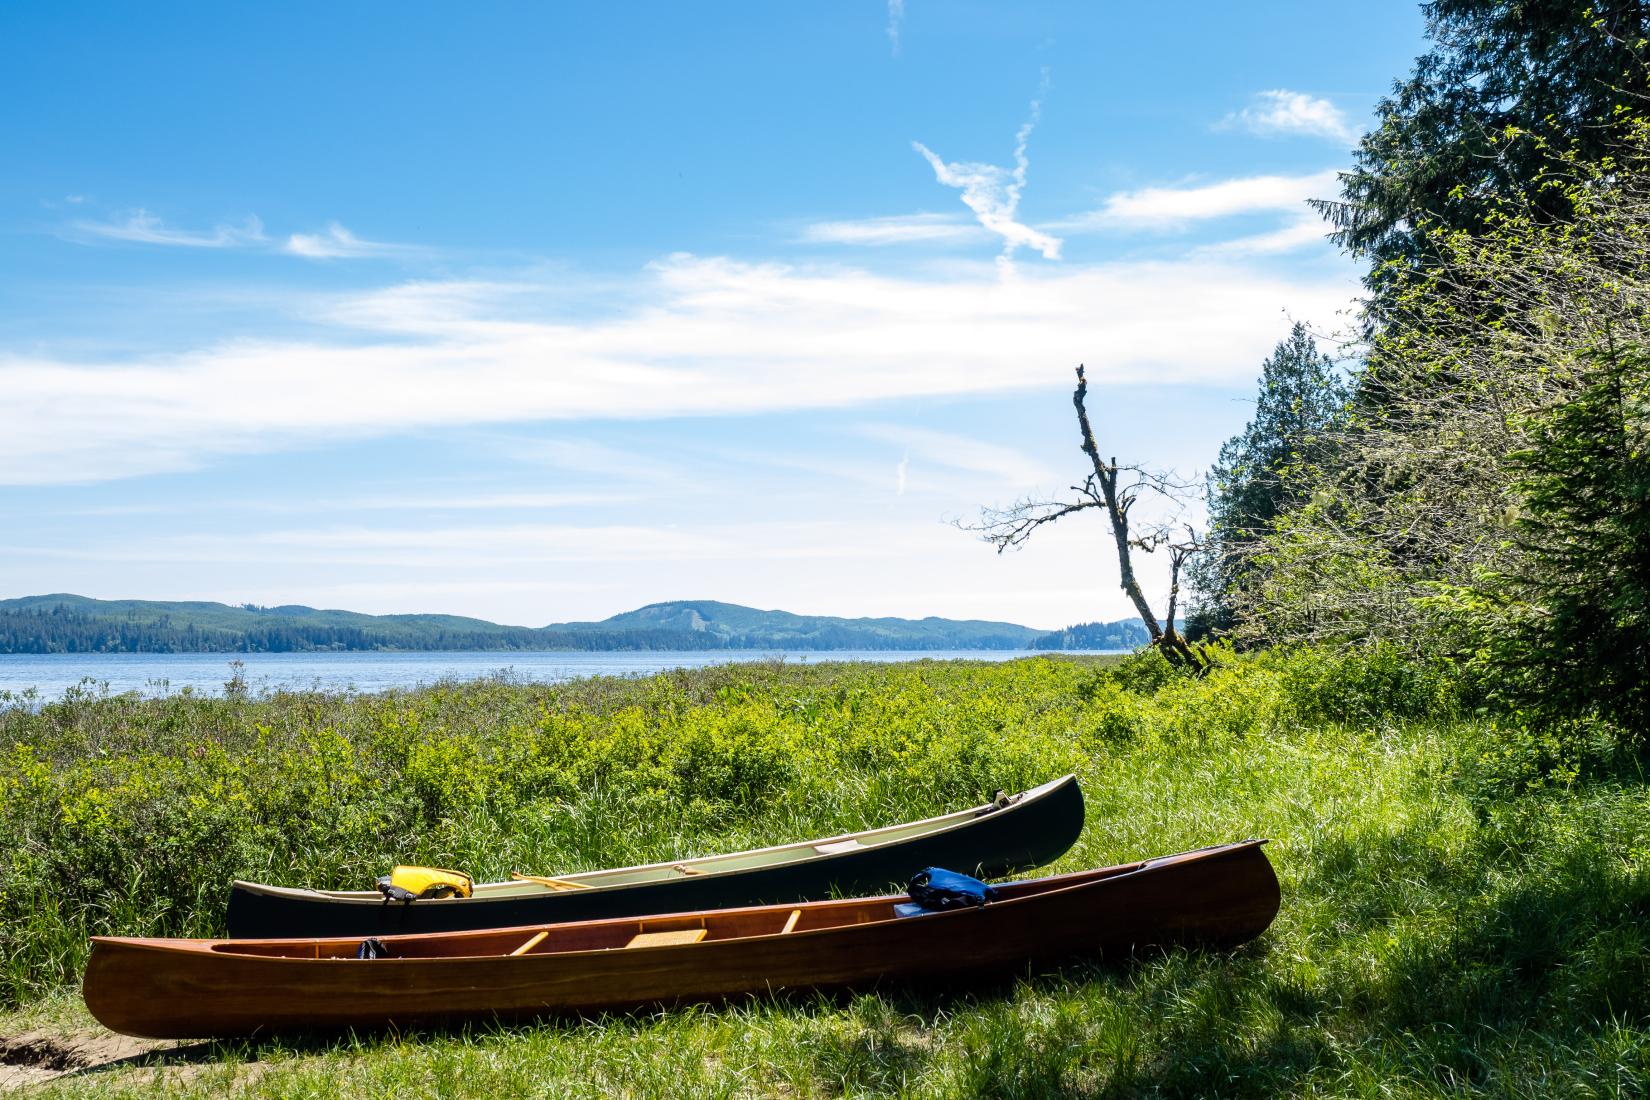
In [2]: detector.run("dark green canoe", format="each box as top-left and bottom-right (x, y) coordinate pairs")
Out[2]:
(225, 775), (1085, 938)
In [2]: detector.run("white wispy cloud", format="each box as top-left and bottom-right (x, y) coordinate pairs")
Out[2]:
(58, 491), (625, 518)
(341, 491), (622, 511)
(1220, 90), (1356, 143)
(800, 212), (983, 246)
(895, 451), (909, 496)
(46, 519), (943, 570)
(858, 424), (1057, 487)
(65, 210), (416, 261)
(1195, 216), (1332, 257)
(70, 210), (266, 248)
(913, 87), (1061, 268)
(490, 437), (688, 487)
(1056, 170), (1340, 233)
(63, 523), (734, 569)
(285, 222), (412, 260)
(0, 251), (1356, 486)
(887, 0), (905, 55)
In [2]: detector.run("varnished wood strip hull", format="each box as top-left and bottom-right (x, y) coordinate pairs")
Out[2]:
(84, 842), (1280, 1039)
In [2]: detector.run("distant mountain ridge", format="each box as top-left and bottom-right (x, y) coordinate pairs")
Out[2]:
(0, 594), (1145, 654)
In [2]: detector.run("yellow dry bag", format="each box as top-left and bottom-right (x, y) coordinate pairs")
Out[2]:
(375, 865), (473, 902)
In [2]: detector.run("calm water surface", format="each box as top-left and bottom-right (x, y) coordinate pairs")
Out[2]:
(0, 649), (1119, 701)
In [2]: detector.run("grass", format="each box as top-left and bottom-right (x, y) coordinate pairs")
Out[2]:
(0, 648), (1646, 1097)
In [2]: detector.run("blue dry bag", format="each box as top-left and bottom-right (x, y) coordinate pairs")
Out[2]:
(895, 866), (998, 917)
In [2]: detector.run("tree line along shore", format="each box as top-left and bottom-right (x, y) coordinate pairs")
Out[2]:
(0, 595), (1155, 655)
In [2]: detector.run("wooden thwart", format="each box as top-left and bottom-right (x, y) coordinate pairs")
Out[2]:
(509, 931), (549, 957)
(625, 929), (707, 949)
(511, 872), (591, 891)
(781, 909), (802, 934)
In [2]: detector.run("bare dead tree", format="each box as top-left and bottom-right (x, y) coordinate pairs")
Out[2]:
(966, 365), (1207, 670)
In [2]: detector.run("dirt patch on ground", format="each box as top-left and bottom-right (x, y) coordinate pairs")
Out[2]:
(0, 1029), (275, 1093)
(0, 1029), (169, 1091)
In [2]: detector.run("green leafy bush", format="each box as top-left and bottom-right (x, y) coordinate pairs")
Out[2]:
(1270, 643), (1466, 726)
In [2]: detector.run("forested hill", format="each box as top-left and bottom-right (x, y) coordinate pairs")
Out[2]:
(0, 594), (1141, 654)
(543, 600), (1045, 650)
(1030, 619), (1167, 651)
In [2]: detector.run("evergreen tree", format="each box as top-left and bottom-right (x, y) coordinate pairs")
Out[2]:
(1189, 324), (1346, 638)
(1319, 0), (1650, 300)
(1468, 344), (1650, 729)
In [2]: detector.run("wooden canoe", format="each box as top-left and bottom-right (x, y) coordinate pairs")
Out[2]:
(225, 775), (1085, 939)
(86, 840), (1280, 1039)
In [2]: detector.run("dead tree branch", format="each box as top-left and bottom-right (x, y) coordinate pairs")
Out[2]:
(964, 364), (1207, 671)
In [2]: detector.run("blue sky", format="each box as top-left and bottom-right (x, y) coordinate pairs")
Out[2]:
(0, 2), (1426, 629)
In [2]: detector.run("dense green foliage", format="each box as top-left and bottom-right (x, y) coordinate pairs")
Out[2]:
(1190, 324), (1346, 640)
(1238, 6), (1650, 704)
(1447, 345), (1650, 730)
(0, 595), (1073, 654)
(3, 655), (1646, 1097)
(1222, 2), (1650, 733)
(1320, 0), (1650, 298)
(1236, 120), (1650, 717)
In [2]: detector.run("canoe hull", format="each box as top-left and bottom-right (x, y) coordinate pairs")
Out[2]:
(225, 776), (1086, 939)
(86, 841), (1280, 1039)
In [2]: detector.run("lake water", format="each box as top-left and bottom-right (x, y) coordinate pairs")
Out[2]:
(0, 649), (1120, 701)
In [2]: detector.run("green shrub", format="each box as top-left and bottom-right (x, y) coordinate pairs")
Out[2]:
(1272, 643), (1465, 725)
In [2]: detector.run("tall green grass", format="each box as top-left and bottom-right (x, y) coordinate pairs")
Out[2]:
(2, 649), (1646, 1097)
